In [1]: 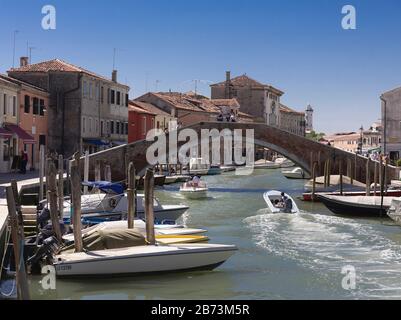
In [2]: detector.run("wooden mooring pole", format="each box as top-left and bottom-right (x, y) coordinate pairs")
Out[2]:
(83, 151), (89, 194)
(144, 168), (156, 245)
(6, 187), (30, 300)
(312, 162), (317, 202)
(47, 160), (63, 243)
(39, 145), (45, 202)
(70, 153), (83, 252)
(373, 161), (378, 196)
(127, 162), (136, 229)
(339, 160), (344, 195)
(366, 158), (371, 196)
(58, 155), (64, 218)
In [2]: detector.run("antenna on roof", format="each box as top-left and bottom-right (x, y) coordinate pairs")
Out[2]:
(112, 48), (116, 70)
(12, 30), (19, 68)
(28, 46), (36, 64)
(155, 80), (161, 92)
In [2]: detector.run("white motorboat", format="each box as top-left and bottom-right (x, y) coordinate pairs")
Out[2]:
(263, 190), (300, 214)
(180, 180), (208, 199)
(274, 157), (295, 168)
(53, 229), (237, 277)
(282, 167), (310, 180)
(55, 181), (189, 223)
(247, 159), (280, 169)
(388, 199), (401, 226)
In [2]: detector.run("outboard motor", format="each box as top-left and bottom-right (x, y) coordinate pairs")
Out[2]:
(27, 236), (60, 275)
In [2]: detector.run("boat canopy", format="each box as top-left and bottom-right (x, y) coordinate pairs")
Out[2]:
(82, 181), (124, 195)
(61, 229), (147, 252)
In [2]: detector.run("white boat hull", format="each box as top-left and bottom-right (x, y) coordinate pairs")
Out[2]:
(54, 244), (237, 277)
(180, 189), (208, 199)
(263, 191), (300, 214)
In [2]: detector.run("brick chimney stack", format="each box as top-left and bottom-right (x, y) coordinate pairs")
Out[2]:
(20, 56), (29, 67)
(112, 70), (117, 83)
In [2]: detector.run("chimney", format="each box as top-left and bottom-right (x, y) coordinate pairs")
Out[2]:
(20, 56), (29, 67)
(112, 70), (117, 83)
(226, 71), (231, 82)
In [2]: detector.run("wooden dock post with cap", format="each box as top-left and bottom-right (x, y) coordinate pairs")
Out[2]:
(47, 159), (63, 243)
(58, 155), (64, 218)
(127, 162), (136, 229)
(39, 145), (45, 202)
(6, 186), (30, 300)
(144, 168), (156, 245)
(339, 160), (344, 195)
(70, 153), (83, 252)
(366, 158), (371, 196)
(312, 162), (317, 202)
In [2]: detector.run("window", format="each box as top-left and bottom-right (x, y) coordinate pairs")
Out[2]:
(107, 88), (110, 104)
(39, 99), (45, 116)
(100, 120), (104, 136)
(101, 86), (104, 103)
(125, 94), (129, 107)
(110, 121), (114, 134)
(106, 121), (110, 135)
(111, 90), (115, 104)
(142, 116), (146, 135)
(96, 84), (99, 101)
(24, 95), (30, 113)
(125, 123), (128, 135)
(95, 119), (98, 133)
(39, 135), (46, 146)
(89, 118), (92, 132)
(33, 98), (39, 115)
(117, 92), (121, 105)
(82, 117), (86, 133)
(3, 94), (7, 115)
(89, 83), (93, 99)
(83, 81), (88, 97)
(12, 96), (16, 117)
(116, 121), (120, 134)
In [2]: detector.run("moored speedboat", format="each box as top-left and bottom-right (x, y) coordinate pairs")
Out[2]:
(53, 229), (237, 278)
(263, 191), (300, 214)
(318, 194), (395, 217)
(282, 167), (310, 180)
(275, 157), (294, 168)
(53, 181), (189, 223)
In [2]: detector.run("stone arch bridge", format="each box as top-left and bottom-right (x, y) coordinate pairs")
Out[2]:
(82, 122), (399, 184)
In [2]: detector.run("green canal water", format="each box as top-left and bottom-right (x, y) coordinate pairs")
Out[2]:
(29, 169), (401, 300)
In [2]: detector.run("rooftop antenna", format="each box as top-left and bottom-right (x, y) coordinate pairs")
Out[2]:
(29, 46), (36, 64)
(112, 48), (116, 70)
(155, 80), (161, 92)
(12, 30), (19, 68)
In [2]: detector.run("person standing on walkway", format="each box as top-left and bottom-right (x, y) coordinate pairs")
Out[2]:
(20, 150), (28, 174)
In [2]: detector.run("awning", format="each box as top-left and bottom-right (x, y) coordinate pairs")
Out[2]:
(4, 124), (35, 144)
(0, 128), (12, 139)
(83, 138), (110, 146)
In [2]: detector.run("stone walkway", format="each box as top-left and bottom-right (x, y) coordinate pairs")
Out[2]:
(0, 171), (39, 199)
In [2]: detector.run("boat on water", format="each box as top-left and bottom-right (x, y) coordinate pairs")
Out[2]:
(52, 229), (237, 277)
(263, 191), (300, 214)
(208, 164), (222, 175)
(275, 157), (294, 168)
(164, 175), (191, 185)
(188, 158), (210, 175)
(302, 188), (401, 202)
(387, 199), (401, 226)
(317, 194), (395, 217)
(248, 159), (281, 169)
(282, 167), (310, 180)
(52, 181), (189, 223)
(136, 175), (166, 188)
(180, 180), (208, 199)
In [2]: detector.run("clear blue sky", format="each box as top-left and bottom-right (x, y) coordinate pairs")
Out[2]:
(0, 0), (400, 133)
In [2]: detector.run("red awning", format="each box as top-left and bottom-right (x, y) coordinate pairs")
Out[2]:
(5, 124), (35, 144)
(0, 128), (12, 139)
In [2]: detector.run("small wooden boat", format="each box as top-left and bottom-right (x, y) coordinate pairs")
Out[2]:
(53, 230), (237, 278)
(282, 167), (310, 180)
(180, 181), (208, 199)
(263, 191), (300, 214)
(318, 194), (395, 217)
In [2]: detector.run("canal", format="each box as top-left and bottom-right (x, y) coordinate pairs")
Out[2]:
(29, 169), (401, 299)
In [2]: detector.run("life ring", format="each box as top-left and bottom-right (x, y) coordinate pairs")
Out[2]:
(109, 198), (118, 208)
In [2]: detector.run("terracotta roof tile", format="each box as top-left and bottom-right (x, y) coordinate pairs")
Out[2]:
(129, 101), (171, 117)
(211, 74), (265, 88)
(9, 59), (127, 86)
(279, 104), (305, 116)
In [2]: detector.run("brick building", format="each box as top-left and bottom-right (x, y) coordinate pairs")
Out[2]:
(128, 102), (156, 143)
(8, 58), (130, 157)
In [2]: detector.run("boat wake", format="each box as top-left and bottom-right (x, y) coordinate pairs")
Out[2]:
(243, 212), (401, 299)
